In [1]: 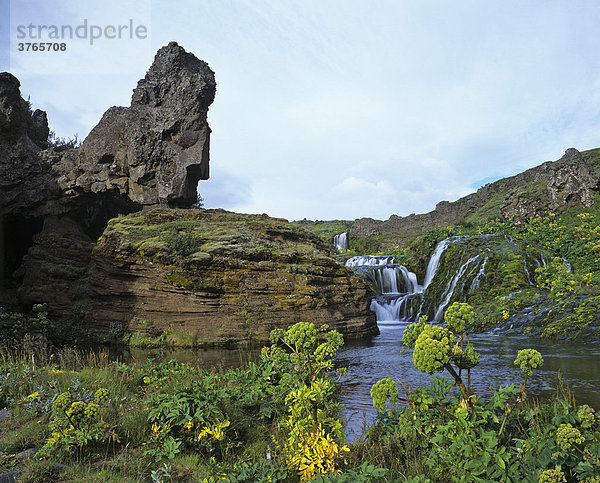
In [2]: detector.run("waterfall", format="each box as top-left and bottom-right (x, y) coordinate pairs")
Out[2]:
(333, 232), (348, 251)
(370, 294), (419, 322)
(346, 234), (548, 325)
(470, 256), (488, 291)
(423, 238), (450, 288)
(433, 254), (484, 321)
(346, 255), (422, 322)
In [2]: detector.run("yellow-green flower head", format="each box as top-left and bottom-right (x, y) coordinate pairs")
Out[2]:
(370, 378), (398, 412)
(556, 423), (585, 450)
(577, 404), (596, 429)
(94, 388), (109, 405)
(66, 401), (86, 422)
(84, 402), (100, 420)
(413, 324), (455, 375)
(49, 417), (70, 433)
(52, 392), (73, 412)
(444, 302), (475, 333)
(514, 349), (544, 375)
(285, 322), (317, 350)
(538, 469), (566, 483)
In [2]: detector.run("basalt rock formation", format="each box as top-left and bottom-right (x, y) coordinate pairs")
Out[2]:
(350, 148), (600, 239)
(1, 42), (216, 296)
(1, 42), (215, 231)
(1, 43), (377, 343)
(54, 41), (216, 211)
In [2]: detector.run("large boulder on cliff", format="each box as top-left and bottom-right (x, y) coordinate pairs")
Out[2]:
(1, 41), (215, 224)
(1, 42), (216, 299)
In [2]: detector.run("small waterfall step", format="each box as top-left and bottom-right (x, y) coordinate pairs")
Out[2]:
(346, 255), (423, 322)
(333, 232), (348, 251)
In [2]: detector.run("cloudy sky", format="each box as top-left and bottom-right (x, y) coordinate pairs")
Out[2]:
(3, 1), (600, 221)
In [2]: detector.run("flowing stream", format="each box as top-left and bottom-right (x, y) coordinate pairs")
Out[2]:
(118, 237), (599, 442)
(339, 239), (599, 441)
(336, 321), (600, 441)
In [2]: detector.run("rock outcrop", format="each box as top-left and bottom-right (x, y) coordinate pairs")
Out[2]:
(1, 42), (216, 297)
(89, 209), (377, 345)
(55, 41), (216, 211)
(1, 46), (378, 343)
(350, 148), (600, 239)
(501, 148), (598, 221)
(0, 73), (58, 217)
(1, 42), (215, 223)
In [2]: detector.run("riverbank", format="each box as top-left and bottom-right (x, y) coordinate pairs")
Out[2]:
(1, 322), (599, 482)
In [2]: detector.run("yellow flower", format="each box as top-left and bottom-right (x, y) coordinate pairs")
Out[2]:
(197, 420), (230, 441)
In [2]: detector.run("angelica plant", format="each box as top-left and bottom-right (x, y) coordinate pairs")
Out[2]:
(514, 348), (544, 393)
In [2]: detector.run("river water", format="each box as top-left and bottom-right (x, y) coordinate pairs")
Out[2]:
(122, 321), (600, 443)
(336, 320), (600, 441)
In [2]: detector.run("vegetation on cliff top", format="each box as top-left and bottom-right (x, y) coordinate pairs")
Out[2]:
(99, 208), (329, 267)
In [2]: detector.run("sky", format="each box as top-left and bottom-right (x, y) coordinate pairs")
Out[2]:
(2, 1), (600, 221)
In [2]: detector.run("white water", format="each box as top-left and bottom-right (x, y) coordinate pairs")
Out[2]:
(470, 256), (488, 291)
(346, 255), (397, 267)
(346, 236), (536, 323)
(346, 255), (423, 322)
(433, 253), (483, 321)
(423, 238), (451, 288)
(333, 232), (348, 251)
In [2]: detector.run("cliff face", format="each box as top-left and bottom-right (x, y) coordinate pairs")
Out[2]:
(350, 148), (600, 239)
(88, 209), (377, 345)
(1, 42), (216, 301)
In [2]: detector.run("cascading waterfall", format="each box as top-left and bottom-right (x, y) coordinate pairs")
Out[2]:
(333, 232), (348, 251)
(433, 253), (485, 321)
(346, 234), (550, 325)
(346, 255), (423, 322)
(423, 238), (450, 288)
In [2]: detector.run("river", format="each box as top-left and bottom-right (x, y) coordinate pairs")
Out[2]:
(121, 320), (600, 443)
(336, 320), (600, 441)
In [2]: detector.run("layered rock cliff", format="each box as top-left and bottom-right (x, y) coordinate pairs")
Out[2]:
(87, 209), (377, 345)
(350, 148), (600, 239)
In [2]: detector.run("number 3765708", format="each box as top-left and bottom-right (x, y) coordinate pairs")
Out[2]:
(17, 43), (67, 51)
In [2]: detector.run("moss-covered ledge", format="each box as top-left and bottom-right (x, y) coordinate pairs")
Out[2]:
(87, 208), (377, 346)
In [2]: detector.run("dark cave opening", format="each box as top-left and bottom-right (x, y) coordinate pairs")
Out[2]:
(0, 213), (44, 289)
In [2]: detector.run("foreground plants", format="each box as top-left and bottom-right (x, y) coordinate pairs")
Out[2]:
(0, 322), (356, 481)
(1, 317), (598, 482)
(364, 303), (600, 482)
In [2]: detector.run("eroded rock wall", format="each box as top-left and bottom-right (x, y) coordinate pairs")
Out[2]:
(350, 148), (600, 238)
(89, 209), (378, 344)
(55, 41), (216, 210)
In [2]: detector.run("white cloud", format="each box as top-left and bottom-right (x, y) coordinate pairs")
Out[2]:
(6, 0), (600, 221)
